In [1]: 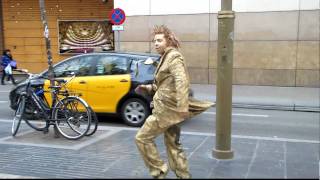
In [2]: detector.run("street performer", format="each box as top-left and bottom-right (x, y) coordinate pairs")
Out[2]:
(135, 25), (214, 179)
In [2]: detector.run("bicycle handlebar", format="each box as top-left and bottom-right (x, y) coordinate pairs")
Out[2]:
(38, 73), (76, 87)
(19, 69), (76, 89)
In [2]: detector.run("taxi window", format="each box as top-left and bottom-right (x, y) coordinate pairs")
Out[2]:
(130, 56), (158, 81)
(95, 56), (128, 75)
(130, 57), (158, 74)
(53, 55), (95, 77)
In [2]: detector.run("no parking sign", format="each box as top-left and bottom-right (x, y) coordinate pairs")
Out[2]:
(109, 8), (126, 51)
(109, 8), (126, 25)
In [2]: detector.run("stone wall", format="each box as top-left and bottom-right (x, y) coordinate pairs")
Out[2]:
(118, 10), (320, 87)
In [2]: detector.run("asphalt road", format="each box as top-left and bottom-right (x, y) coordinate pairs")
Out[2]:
(1, 84), (319, 142)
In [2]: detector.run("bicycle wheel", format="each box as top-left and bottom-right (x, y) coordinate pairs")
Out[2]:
(85, 106), (98, 136)
(12, 95), (26, 136)
(53, 96), (91, 140)
(24, 95), (47, 131)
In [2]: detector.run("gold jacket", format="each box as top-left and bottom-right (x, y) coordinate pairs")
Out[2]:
(147, 47), (214, 128)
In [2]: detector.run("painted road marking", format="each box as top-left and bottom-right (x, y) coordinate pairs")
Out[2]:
(203, 111), (269, 117)
(0, 119), (317, 144)
(181, 131), (319, 144)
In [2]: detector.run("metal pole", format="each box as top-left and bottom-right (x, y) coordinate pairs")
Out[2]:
(39, 0), (60, 137)
(39, 0), (54, 88)
(117, 30), (120, 51)
(212, 0), (235, 159)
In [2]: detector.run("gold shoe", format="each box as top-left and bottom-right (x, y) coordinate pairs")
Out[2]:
(153, 171), (168, 179)
(175, 172), (192, 179)
(153, 165), (169, 179)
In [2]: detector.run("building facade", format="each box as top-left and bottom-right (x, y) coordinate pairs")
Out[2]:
(0, 0), (113, 73)
(114, 0), (320, 87)
(0, 1), (4, 52)
(1, 0), (319, 87)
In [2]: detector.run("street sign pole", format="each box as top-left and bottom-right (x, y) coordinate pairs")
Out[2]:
(212, 0), (235, 159)
(112, 25), (124, 51)
(39, 0), (60, 137)
(117, 30), (120, 51)
(39, 0), (54, 88)
(110, 8), (126, 51)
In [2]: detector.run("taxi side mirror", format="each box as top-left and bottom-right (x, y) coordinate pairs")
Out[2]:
(67, 71), (75, 76)
(135, 62), (139, 77)
(144, 58), (158, 66)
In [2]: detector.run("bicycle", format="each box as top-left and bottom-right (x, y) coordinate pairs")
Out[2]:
(50, 76), (98, 137)
(12, 70), (97, 140)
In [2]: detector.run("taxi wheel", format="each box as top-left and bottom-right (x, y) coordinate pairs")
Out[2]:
(120, 98), (150, 127)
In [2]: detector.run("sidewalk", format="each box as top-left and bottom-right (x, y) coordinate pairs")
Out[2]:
(0, 120), (318, 179)
(0, 79), (319, 178)
(191, 84), (320, 112)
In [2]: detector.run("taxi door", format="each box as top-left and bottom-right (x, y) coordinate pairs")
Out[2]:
(85, 55), (131, 113)
(43, 55), (96, 106)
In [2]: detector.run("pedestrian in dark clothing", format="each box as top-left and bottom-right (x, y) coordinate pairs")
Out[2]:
(1, 49), (17, 85)
(6, 59), (17, 81)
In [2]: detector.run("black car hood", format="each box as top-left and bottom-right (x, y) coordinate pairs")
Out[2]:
(9, 74), (46, 110)
(13, 74), (45, 90)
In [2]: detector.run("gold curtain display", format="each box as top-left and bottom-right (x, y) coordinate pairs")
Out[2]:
(59, 20), (114, 54)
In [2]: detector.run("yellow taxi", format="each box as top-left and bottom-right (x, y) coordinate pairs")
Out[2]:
(10, 52), (160, 127)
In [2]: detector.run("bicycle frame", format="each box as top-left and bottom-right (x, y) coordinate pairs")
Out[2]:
(23, 74), (76, 127)
(24, 80), (57, 129)
(13, 71), (94, 139)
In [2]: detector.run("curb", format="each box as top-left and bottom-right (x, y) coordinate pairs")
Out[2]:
(0, 173), (38, 179)
(233, 103), (320, 112)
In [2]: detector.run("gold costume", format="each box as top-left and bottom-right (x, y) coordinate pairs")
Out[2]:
(135, 47), (214, 178)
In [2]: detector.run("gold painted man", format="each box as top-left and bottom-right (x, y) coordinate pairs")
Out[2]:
(135, 25), (214, 179)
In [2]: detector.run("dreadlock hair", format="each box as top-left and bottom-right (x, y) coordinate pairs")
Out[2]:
(152, 25), (180, 49)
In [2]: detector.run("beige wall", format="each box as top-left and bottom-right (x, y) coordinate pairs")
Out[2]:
(119, 10), (320, 87)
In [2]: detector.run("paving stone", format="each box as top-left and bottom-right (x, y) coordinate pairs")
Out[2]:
(286, 162), (319, 178)
(0, 122), (29, 138)
(247, 160), (285, 178)
(190, 161), (217, 178)
(254, 151), (285, 162)
(286, 142), (319, 155)
(257, 140), (285, 153)
(286, 151), (319, 164)
(210, 162), (249, 178)
(0, 126), (318, 178)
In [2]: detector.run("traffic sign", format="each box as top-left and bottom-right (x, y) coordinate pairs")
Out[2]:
(109, 8), (126, 25)
(112, 25), (124, 31)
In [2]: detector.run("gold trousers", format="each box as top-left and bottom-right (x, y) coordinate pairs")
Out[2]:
(135, 115), (191, 178)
